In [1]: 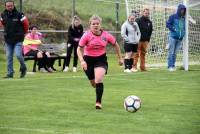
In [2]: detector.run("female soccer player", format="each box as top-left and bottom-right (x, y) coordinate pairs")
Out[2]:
(77, 15), (123, 109)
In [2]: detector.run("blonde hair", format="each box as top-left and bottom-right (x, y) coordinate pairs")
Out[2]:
(89, 15), (102, 24)
(72, 15), (81, 29)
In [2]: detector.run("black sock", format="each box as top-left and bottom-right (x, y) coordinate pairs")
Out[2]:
(96, 83), (104, 103)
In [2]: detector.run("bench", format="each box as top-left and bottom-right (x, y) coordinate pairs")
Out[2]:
(24, 43), (67, 72)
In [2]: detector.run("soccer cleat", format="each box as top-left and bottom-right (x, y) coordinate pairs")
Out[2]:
(63, 66), (69, 72)
(72, 67), (77, 72)
(95, 102), (102, 109)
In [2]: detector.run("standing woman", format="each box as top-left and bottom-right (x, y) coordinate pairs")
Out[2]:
(63, 16), (83, 72)
(77, 15), (123, 109)
(121, 13), (141, 73)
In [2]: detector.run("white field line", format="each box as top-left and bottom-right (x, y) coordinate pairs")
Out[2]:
(0, 73), (128, 81)
(0, 126), (66, 134)
(109, 77), (185, 84)
(0, 73), (186, 84)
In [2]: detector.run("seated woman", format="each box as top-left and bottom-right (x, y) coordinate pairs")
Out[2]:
(23, 25), (54, 72)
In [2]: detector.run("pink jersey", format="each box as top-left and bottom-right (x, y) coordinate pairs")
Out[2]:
(23, 33), (42, 55)
(79, 30), (116, 57)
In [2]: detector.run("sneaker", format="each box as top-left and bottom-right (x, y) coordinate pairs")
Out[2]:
(72, 67), (77, 72)
(63, 66), (69, 72)
(124, 69), (132, 73)
(20, 68), (27, 78)
(40, 68), (48, 73)
(95, 102), (102, 109)
(165, 43), (169, 50)
(47, 67), (54, 73)
(3, 74), (13, 79)
(131, 68), (138, 72)
(168, 67), (175, 72)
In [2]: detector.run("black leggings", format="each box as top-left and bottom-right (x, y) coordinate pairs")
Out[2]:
(25, 50), (52, 69)
(65, 43), (78, 67)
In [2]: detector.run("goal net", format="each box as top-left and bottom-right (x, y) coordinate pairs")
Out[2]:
(125, 0), (200, 68)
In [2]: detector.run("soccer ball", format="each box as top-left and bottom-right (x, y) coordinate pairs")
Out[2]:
(124, 95), (141, 112)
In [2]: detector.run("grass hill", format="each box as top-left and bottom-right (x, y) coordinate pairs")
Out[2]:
(1, 0), (126, 30)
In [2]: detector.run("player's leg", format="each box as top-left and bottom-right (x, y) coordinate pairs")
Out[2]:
(94, 67), (106, 109)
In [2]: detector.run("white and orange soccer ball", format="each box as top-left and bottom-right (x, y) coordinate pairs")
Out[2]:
(124, 95), (141, 112)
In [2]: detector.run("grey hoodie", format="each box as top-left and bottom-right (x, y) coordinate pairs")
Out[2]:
(121, 20), (141, 44)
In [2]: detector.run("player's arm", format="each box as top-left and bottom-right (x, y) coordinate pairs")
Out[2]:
(77, 46), (87, 70)
(113, 42), (123, 66)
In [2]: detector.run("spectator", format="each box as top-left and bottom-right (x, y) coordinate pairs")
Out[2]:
(23, 26), (54, 73)
(63, 16), (83, 72)
(121, 13), (141, 73)
(77, 15), (123, 109)
(166, 4), (186, 71)
(0, 1), (28, 78)
(135, 8), (153, 71)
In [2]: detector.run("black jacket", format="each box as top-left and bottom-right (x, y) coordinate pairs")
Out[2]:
(1, 8), (25, 44)
(136, 16), (153, 42)
(68, 24), (83, 44)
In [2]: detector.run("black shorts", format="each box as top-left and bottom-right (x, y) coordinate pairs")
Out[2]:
(124, 43), (138, 53)
(25, 50), (38, 57)
(83, 54), (108, 80)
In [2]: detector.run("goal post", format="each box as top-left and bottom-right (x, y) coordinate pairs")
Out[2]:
(125, 0), (200, 69)
(183, 0), (189, 71)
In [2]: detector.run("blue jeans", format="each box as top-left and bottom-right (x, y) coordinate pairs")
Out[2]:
(167, 36), (182, 68)
(5, 42), (26, 76)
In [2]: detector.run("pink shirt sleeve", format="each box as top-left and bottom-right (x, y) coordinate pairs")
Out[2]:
(79, 32), (89, 47)
(106, 32), (116, 46)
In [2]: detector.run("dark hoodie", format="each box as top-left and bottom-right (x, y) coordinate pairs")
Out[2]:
(166, 4), (186, 40)
(136, 15), (153, 42)
(1, 7), (26, 44)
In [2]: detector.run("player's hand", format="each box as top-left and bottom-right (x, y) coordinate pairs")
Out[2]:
(81, 60), (87, 70)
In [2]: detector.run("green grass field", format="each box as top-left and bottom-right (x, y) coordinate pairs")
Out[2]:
(0, 55), (200, 134)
